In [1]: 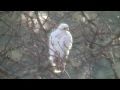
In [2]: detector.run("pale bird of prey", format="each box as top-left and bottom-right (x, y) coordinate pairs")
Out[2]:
(48, 23), (73, 73)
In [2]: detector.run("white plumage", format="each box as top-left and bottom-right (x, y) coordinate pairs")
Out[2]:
(48, 23), (73, 73)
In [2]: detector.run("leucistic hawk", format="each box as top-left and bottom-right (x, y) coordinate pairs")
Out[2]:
(48, 23), (73, 73)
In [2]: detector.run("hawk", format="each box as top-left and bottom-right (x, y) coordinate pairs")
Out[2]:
(48, 23), (73, 73)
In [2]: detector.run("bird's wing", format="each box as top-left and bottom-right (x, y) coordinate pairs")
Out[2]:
(63, 32), (73, 50)
(49, 31), (60, 53)
(49, 32), (56, 53)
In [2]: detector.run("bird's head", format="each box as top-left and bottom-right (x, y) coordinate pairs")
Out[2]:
(57, 23), (69, 31)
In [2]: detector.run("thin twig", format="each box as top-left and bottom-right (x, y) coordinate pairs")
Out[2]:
(64, 69), (71, 79)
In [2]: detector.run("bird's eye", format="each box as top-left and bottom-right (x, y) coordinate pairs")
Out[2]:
(63, 27), (66, 29)
(64, 27), (68, 30)
(64, 27), (69, 31)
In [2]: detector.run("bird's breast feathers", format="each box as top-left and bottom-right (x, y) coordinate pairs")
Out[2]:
(50, 29), (72, 48)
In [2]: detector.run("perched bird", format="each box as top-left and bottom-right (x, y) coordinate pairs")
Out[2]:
(48, 23), (73, 73)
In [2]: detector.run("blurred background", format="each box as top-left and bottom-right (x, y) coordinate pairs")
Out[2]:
(0, 11), (120, 79)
